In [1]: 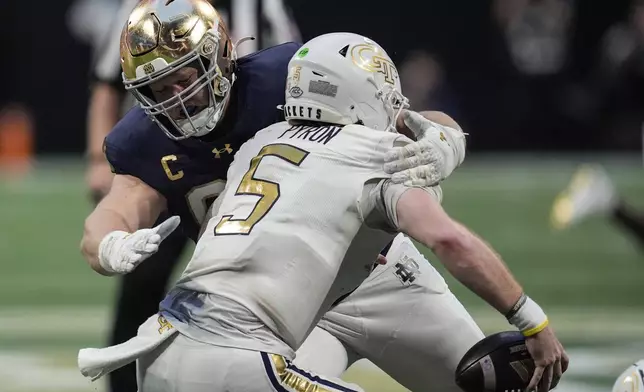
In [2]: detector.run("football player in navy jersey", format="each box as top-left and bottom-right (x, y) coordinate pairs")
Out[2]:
(79, 0), (485, 391)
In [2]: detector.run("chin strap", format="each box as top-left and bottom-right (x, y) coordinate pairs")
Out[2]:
(229, 36), (256, 86)
(232, 36), (256, 60)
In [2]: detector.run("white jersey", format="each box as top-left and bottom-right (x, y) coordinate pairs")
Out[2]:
(160, 122), (437, 356)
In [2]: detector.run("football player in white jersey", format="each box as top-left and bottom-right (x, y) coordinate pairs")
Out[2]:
(112, 32), (565, 392)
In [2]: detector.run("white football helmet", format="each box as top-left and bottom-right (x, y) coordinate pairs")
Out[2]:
(613, 360), (644, 392)
(284, 32), (409, 132)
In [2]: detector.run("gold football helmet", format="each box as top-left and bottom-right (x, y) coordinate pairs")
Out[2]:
(119, 0), (236, 140)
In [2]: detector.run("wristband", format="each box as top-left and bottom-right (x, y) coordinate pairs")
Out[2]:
(505, 293), (527, 319)
(506, 294), (549, 337)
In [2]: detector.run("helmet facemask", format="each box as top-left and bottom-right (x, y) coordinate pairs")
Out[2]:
(124, 29), (233, 140)
(369, 75), (409, 133)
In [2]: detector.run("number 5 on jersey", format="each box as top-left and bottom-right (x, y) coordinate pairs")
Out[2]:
(214, 144), (309, 235)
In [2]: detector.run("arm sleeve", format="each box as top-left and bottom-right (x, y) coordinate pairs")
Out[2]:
(362, 180), (443, 232)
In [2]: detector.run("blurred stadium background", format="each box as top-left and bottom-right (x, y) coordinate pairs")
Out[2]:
(1, 0), (644, 391)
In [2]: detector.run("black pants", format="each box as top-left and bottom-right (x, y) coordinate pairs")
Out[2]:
(92, 192), (189, 392)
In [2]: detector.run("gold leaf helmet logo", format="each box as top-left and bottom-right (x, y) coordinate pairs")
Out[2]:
(143, 63), (155, 75)
(350, 43), (398, 85)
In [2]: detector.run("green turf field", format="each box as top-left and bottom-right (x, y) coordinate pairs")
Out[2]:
(1, 155), (643, 392)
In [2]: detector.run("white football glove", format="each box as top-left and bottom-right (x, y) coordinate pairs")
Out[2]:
(384, 110), (467, 187)
(98, 215), (181, 275)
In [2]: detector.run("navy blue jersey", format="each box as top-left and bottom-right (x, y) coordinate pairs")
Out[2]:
(104, 42), (301, 241)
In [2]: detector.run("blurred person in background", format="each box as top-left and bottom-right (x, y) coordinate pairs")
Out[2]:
(551, 164), (644, 248)
(494, 0), (573, 77)
(79, 0), (301, 391)
(492, 0), (585, 150)
(590, 0), (644, 148)
(550, 0), (644, 246)
(67, 0), (121, 52)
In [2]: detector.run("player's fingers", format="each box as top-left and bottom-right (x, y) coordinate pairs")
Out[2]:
(539, 363), (553, 392)
(154, 215), (181, 241)
(129, 253), (143, 264)
(395, 169), (422, 186)
(526, 366), (544, 391)
(405, 172), (435, 187)
(561, 346), (570, 373)
(390, 170), (410, 184)
(401, 156), (422, 171)
(384, 148), (402, 163)
(408, 169), (441, 187)
(146, 234), (161, 245)
(384, 144), (418, 163)
(376, 254), (387, 265)
(121, 262), (135, 274)
(402, 110), (428, 139)
(414, 166), (439, 184)
(551, 358), (563, 389)
(418, 174), (441, 187)
(384, 158), (410, 173)
(132, 236), (158, 254)
(143, 243), (159, 254)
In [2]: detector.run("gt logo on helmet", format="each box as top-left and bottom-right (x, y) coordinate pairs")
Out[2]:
(350, 43), (398, 85)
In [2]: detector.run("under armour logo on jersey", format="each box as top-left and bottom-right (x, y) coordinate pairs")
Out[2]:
(212, 144), (233, 158)
(394, 255), (421, 285)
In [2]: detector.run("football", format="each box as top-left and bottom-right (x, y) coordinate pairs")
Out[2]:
(455, 331), (535, 392)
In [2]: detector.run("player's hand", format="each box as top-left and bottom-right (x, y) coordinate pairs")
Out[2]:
(524, 325), (569, 391)
(384, 110), (466, 187)
(98, 216), (181, 275)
